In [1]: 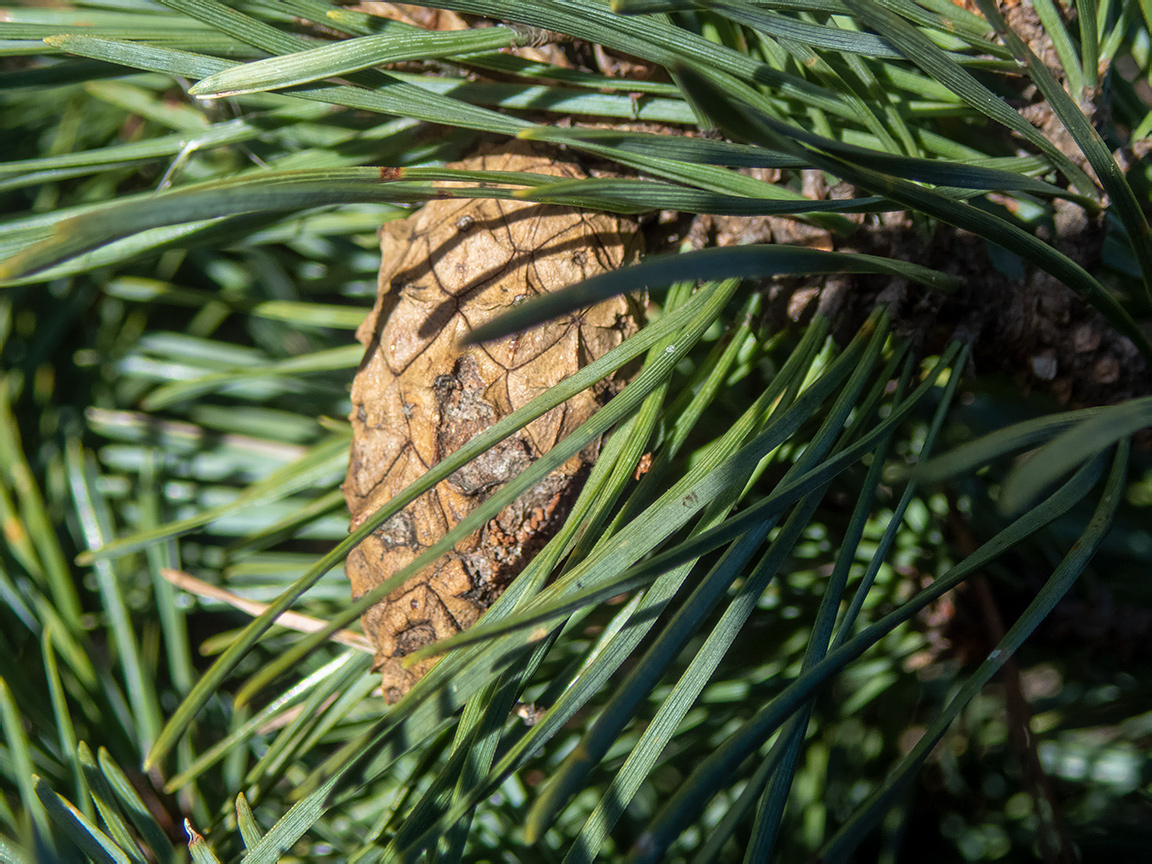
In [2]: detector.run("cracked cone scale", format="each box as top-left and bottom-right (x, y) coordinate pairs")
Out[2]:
(343, 143), (642, 702)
